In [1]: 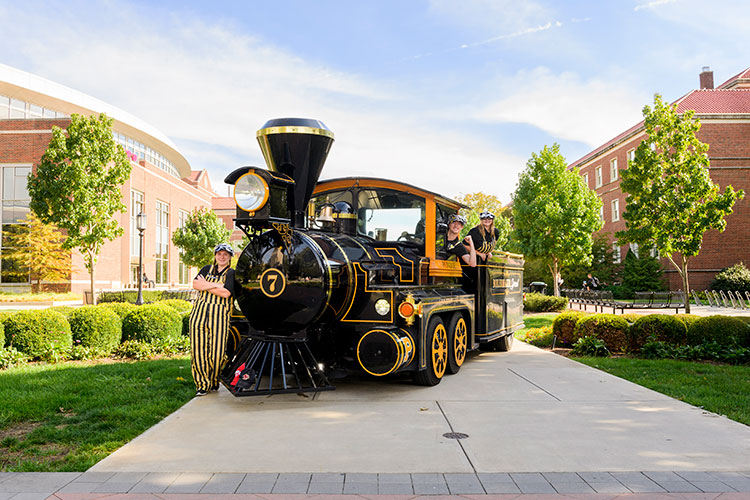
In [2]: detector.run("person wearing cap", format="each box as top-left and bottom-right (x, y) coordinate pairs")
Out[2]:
(189, 242), (236, 396)
(445, 214), (477, 267)
(468, 211), (500, 263)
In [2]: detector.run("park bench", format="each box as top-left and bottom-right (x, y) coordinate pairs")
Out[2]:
(563, 289), (685, 314)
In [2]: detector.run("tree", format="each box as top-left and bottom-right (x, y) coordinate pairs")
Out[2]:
(28, 113), (132, 303)
(172, 208), (231, 269)
(455, 192), (511, 249)
(621, 247), (665, 295)
(512, 144), (603, 296)
(561, 233), (621, 291)
(1, 214), (71, 292)
(616, 94), (744, 312)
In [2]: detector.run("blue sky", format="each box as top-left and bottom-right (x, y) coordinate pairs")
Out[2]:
(1, 0), (748, 202)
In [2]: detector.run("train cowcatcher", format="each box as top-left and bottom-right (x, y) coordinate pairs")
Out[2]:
(220, 118), (524, 396)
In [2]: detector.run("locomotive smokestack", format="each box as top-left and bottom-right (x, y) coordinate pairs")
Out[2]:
(256, 118), (334, 227)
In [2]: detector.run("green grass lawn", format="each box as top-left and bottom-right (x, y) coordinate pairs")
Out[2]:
(0, 292), (81, 303)
(0, 356), (194, 471)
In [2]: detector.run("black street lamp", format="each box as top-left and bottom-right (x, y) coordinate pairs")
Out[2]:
(135, 212), (147, 306)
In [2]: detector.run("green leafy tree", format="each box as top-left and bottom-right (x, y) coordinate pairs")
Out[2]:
(562, 233), (621, 290)
(512, 144), (603, 296)
(2, 213), (71, 292)
(621, 247), (665, 294)
(28, 113), (132, 303)
(171, 208), (231, 268)
(454, 192), (511, 250)
(616, 94), (744, 312)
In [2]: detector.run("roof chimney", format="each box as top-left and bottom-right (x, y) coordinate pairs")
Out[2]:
(699, 66), (714, 89)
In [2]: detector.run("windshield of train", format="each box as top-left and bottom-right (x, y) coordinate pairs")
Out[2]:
(357, 189), (425, 243)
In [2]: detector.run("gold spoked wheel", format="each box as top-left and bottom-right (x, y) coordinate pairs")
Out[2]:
(414, 316), (447, 386)
(447, 313), (467, 374)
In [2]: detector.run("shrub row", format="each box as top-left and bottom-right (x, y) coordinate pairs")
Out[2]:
(1, 299), (192, 364)
(551, 312), (750, 356)
(523, 293), (568, 312)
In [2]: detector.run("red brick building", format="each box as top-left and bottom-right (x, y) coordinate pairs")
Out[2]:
(0, 64), (215, 293)
(569, 66), (750, 291)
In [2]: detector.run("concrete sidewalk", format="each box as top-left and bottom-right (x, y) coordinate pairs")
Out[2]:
(2, 340), (750, 499)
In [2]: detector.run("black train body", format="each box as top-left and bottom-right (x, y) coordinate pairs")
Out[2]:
(221, 118), (524, 396)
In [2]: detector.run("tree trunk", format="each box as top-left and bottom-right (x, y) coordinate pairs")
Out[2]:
(88, 251), (96, 305)
(550, 256), (560, 297)
(681, 257), (691, 314)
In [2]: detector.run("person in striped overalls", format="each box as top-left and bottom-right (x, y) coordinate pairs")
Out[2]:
(189, 243), (236, 396)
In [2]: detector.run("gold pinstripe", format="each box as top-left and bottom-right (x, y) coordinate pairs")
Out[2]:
(189, 265), (232, 392)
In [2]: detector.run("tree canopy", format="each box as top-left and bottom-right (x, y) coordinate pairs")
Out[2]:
(512, 143), (602, 296)
(28, 113), (132, 301)
(616, 94), (743, 312)
(171, 208), (231, 269)
(1, 214), (71, 291)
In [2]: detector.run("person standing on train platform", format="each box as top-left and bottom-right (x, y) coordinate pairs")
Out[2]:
(468, 210), (500, 264)
(445, 214), (477, 267)
(189, 243), (236, 397)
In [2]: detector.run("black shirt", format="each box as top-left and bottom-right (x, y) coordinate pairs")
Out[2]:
(468, 226), (500, 255)
(445, 236), (468, 261)
(196, 264), (236, 296)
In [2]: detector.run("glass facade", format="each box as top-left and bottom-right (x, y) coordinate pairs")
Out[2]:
(155, 200), (169, 284)
(0, 165), (31, 283)
(113, 132), (180, 178)
(0, 94), (67, 119)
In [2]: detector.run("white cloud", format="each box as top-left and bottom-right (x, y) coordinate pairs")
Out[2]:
(428, 0), (552, 34)
(634, 0), (678, 11)
(474, 67), (648, 148)
(0, 2), (525, 202)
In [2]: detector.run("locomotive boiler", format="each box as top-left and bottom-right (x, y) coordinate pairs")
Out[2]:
(220, 118), (524, 396)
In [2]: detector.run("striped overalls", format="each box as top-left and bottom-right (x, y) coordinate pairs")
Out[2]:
(189, 265), (231, 392)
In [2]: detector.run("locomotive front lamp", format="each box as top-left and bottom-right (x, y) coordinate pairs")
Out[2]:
(374, 298), (391, 316)
(234, 172), (269, 212)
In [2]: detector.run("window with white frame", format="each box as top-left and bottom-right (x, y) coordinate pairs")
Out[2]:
(583, 173), (589, 188)
(155, 200), (169, 284)
(611, 199), (620, 222)
(612, 243), (621, 264)
(177, 209), (190, 284)
(610, 158), (618, 182)
(630, 242), (639, 258)
(595, 166), (603, 188)
(130, 190), (144, 258)
(599, 205), (604, 221)
(627, 149), (635, 164)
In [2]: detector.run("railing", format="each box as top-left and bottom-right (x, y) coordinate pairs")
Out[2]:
(701, 289), (750, 309)
(561, 289), (686, 314)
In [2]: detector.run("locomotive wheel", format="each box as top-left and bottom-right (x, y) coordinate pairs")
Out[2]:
(446, 313), (467, 374)
(413, 316), (448, 386)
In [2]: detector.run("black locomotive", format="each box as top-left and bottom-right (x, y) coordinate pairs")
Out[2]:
(220, 118), (524, 396)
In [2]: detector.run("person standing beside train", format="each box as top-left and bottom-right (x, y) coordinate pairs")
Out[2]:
(445, 214), (477, 267)
(189, 243), (236, 397)
(468, 210), (500, 264)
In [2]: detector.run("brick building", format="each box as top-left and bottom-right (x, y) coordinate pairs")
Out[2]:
(569, 66), (750, 291)
(0, 64), (215, 293)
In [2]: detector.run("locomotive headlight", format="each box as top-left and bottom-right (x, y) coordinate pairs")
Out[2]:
(234, 172), (269, 212)
(374, 298), (391, 316)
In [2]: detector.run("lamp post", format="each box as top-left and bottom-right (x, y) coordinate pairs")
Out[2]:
(135, 212), (147, 306)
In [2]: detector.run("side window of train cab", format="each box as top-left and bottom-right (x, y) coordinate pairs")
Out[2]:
(356, 189), (426, 246)
(435, 204), (454, 260)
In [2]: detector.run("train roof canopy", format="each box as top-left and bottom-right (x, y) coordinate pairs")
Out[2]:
(314, 177), (469, 210)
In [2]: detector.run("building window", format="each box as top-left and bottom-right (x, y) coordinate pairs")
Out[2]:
(627, 149), (635, 164)
(595, 166), (602, 188)
(0, 165), (32, 283)
(155, 200), (169, 285)
(599, 205), (604, 221)
(0, 93), (67, 120)
(613, 243), (621, 264)
(611, 199), (620, 222)
(630, 243), (639, 258)
(177, 209), (190, 285)
(582, 173), (589, 188)
(610, 158), (618, 182)
(130, 190), (144, 258)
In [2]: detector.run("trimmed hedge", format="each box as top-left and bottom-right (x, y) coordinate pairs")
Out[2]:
(98, 302), (137, 320)
(69, 305), (122, 353)
(0, 320), (4, 347)
(687, 315), (750, 348)
(122, 303), (182, 343)
(573, 314), (630, 353)
(628, 314), (687, 353)
(182, 311), (190, 337)
(160, 299), (192, 313)
(523, 293), (568, 312)
(552, 311), (588, 344)
(5, 310), (72, 359)
(674, 313), (701, 329)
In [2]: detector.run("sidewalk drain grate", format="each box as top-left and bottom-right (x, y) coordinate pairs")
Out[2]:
(443, 432), (469, 439)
